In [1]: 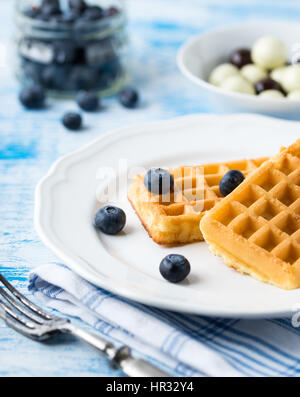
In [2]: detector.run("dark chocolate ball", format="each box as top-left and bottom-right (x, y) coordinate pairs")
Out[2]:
(229, 48), (252, 69)
(255, 77), (285, 95)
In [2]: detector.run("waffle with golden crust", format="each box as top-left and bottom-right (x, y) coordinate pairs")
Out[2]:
(128, 157), (268, 245)
(201, 139), (300, 290)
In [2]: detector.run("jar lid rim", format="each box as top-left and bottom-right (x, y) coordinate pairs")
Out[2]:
(15, 2), (126, 36)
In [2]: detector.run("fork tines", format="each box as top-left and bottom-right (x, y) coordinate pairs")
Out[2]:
(0, 273), (55, 338)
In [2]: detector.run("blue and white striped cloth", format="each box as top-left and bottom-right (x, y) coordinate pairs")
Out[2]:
(29, 263), (300, 377)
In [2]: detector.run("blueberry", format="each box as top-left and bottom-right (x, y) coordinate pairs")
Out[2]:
(76, 90), (99, 111)
(98, 59), (121, 87)
(68, 67), (96, 90)
(98, 62), (121, 89)
(53, 41), (76, 64)
(24, 7), (41, 19)
(41, 0), (59, 8)
(85, 40), (115, 66)
(55, 10), (80, 24)
(69, 0), (87, 13)
(62, 112), (82, 131)
(94, 205), (126, 235)
(41, 65), (66, 89)
(82, 6), (103, 21)
(22, 60), (43, 84)
(19, 85), (45, 109)
(219, 170), (245, 196)
(118, 87), (139, 108)
(160, 254), (190, 283)
(144, 168), (174, 195)
(39, 1), (61, 21)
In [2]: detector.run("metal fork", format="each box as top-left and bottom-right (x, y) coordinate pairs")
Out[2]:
(0, 273), (170, 377)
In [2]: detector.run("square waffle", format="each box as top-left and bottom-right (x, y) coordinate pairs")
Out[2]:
(128, 157), (267, 245)
(200, 139), (300, 290)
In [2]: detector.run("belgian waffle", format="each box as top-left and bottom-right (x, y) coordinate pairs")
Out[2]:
(128, 157), (268, 245)
(200, 139), (300, 290)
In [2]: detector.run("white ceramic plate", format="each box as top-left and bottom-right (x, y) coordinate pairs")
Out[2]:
(177, 21), (300, 118)
(35, 114), (300, 318)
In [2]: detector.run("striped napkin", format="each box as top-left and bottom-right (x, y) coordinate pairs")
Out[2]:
(28, 263), (300, 377)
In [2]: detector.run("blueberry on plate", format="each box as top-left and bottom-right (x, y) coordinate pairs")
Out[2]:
(62, 112), (82, 131)
(144, 168), (174, 195)
(160, 254), (190, 283)
(94, 205), (126, 235)
(219, 170), (245, 196)
(118, 87), (139, 108)
(19, 85), (45, 109)
(76, 90), (99, 111)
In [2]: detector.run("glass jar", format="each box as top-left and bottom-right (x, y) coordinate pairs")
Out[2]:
(14, 0), (128, 97)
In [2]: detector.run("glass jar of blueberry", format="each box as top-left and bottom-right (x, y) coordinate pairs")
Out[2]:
(14, 0), (128, 96)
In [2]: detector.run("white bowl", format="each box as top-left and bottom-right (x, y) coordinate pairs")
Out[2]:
(177, 20), (300, 119)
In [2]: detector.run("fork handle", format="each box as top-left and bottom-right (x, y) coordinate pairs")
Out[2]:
(62, 322), (170, 377)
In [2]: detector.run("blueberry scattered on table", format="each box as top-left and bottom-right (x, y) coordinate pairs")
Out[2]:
(62, 112), (82, 131)
(229, 48), (252, 69)
(219, 170), (245, 197)
(19, 85), (45, 109)
(144, 168), (174, 195)
(160, 254), (191, 283)
(76, 90), (99, 111)
(94, 205), (126, 235)
(118, 87), (139, 108)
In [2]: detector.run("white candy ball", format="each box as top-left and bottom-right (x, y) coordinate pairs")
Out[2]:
(208, 63), (239, 86)
(258, 89), (284, 99)
(270, 66), (288, 85)
(240, 64), (267, 84)
(251, 36), (287, 69)
(287, 90), (300, 100)
(281, 65), (300, 93)
(220, 75), (255, 95)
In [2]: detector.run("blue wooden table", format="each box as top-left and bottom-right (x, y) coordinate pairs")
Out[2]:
(0, 0), (299, 377)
